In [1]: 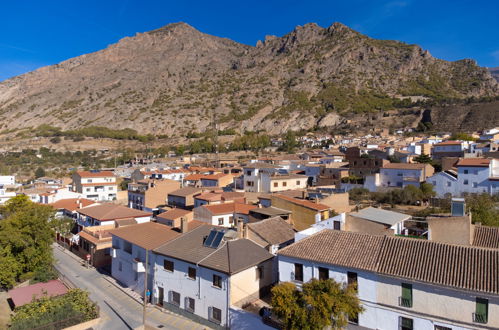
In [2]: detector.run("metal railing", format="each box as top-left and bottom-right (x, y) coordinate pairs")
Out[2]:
(473, 312), (487, 324)
(398, 296), (412, 308)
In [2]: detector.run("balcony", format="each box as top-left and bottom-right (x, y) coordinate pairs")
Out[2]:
(398, 296), (412, 308)
(473, 313), (487, 324)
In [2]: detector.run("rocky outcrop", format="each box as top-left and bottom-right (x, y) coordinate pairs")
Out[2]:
(0, 22), (497, 136)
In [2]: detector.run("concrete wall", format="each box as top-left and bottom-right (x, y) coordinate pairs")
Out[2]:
(319, 192), (351, 213)
(270, 196), (328, 231)
(427, 215), (472, 245)
(229, 258), (274, 307)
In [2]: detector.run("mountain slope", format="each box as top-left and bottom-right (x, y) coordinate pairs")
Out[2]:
(0, 22), (497, 137)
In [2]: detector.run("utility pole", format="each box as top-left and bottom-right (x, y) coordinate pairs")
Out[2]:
(142, 249), (149, 327)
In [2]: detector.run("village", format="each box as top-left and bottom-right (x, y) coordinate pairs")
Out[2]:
(1, 126), (498, 330)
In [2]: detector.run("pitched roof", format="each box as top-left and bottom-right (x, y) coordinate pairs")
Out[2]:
(76, 170), (115, 178)
(247, 217), (295, 245)
(435, 141), (464, 146)
(202, 202), (258, 215)
(243, 162), (279, 169)
(184, 174), (204, 181)
(77, 203), (152, 221)
(278, 230), (499, 295)
(349, 207), (411, 226)
(50, 198), (97, 211)
(472, 225), (499, 249)
(168, 186), (203, 197)
(456, 158), (491, 167)
(273, 194), (330, 211)
(157, 208), (192, 221)
(111, 222), (181, 250)
(8, 280), (68, 307)
(382, 163), (428, 170)
(154, 225), (273, 274)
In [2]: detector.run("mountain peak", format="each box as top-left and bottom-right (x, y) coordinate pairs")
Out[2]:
(147, 22), (198, 35)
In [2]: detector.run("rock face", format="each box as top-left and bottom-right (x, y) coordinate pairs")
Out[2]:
(490, 67), (499, 82)
(0, 22), (498, 136)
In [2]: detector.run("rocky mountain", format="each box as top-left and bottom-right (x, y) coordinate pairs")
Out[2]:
(490, 67), (499, 82)
(0, 22), (497, 137)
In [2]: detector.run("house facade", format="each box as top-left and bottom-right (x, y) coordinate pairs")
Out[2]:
(278, 230), (499, 330)
(71, 170), (117, 201)
(128, 179), (180, 213)
(379, 163), (434, 188)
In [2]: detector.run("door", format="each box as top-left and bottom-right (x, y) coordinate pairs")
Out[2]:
(157, 287), (164, 306)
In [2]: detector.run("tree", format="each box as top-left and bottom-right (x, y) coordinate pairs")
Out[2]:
(271, 279), (364, 329)
(465, 193), (499, 227)
(34, 167), (46, 178)
(51, 216), (75, 249)
(420, 182), (436, 200)
(414, 153), (432, 164)
(0, 195), (56, 288)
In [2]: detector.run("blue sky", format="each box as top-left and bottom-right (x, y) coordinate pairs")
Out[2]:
(1, 0), (498, 81)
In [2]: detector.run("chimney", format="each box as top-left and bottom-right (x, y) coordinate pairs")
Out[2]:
(243, 223), (248, 239)
(237, 219), (244, 239)
(180, 217), (188, 234)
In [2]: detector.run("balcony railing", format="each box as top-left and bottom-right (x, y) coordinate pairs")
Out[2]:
(473, 313), (487, 324)
(398, 296), (412, 308)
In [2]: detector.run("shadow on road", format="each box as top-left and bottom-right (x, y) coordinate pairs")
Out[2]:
(103, 300), (134, 330)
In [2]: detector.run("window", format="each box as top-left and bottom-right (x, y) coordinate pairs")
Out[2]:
(397, 173), (403, 176)
(399, 316), (413, 330)
(218, 217), (224, 226)
(188, 267), (196, 280)
(86, 188), (91, 192)
(123, 241), (132, 254)
(170, 291), (180, 306)
(464, 169), (469, 174)
(273, 182), (278, 187)
(474, 297), (488, 324)
(464, 179), (469, 185)
(282, 181), (287, 187)
(347, 272), (358, 289)
(432, 181), (437, 186)
(164, 260), (174, 272)
(318, 267), (329, 280)
(333, 221), (341, 230)
(211, 307), (222, 323)
(399, 283), (413, 308)
(472, 182), (478, 188)
(434, 326), (452, 330)
(246, 181), (254, 187)
(87, 179), (93, 183)
(447, 181), (452, 187)
(185, 297), (195, 312)
(296, 180), (301, 185)
(246, 170), (252, 176)
(213, 274), (222, 288)
(294, 263), (303, 282)
(256, 266), (264, 280)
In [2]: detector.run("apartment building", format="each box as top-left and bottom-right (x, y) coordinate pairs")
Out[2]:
(128, 179), (180, 213)
(379, 163), (434, 188)
(71, 170), (117, 201)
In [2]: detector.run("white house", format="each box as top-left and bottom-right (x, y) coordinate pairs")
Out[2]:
(152, 225), (274, 328)
(242, 163), (280, 193)
(278, 230), (499, 330)
(111, 222), (186, 298)
(428, 158), (499, 197)
(0, 188), (16, 204)
(432, 141), (469, 159)
(379, 163), (434, 189)
(0, 175), (16, 187)
(193, 202), (257, 227)
(71, 170), (117, 201)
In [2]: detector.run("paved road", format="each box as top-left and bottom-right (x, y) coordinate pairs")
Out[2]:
(53, 244), (208, 330)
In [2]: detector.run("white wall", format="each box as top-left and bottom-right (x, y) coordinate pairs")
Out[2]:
(154, 254), (230, 327)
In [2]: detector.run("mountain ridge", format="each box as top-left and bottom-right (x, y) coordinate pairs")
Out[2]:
(0, 22), (497, 137)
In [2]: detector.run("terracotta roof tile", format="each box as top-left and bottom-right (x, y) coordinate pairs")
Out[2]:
(76, 170), (115, 178)
(473, 225), (499, 249)
(279, 230), (499, 295)
(157, 208), (192, 221)
(50, 198), (97, 212)
(247, 217), (295, 245)
(77, 203), (152, 221)
(456, 158), (491, 167)
(111, 222), (181, 250)
(274, 194), (330, 211)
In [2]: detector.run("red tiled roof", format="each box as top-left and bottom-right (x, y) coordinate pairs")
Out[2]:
(435, 141), (463, 146)
(77, 203), (152, 221)
(202, 202), (257, 215)
(184, 174), (204, 181)
(50, 198), (97, 212)
(274, 194), (330, 211)
(76, 170), (115, 178)
(9, 280), (68, 307)
(157, 208), (192, 220)
(456, 158), (491, 167)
